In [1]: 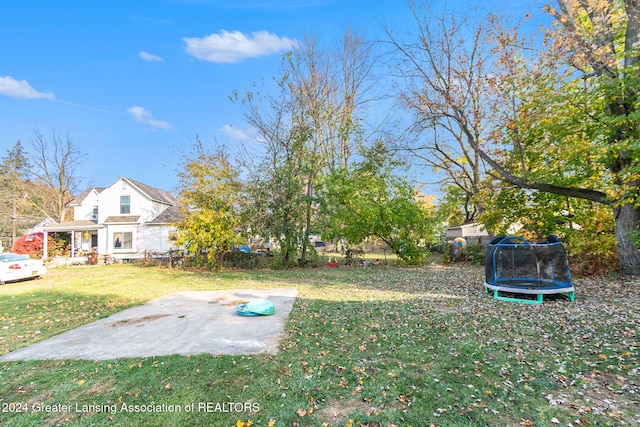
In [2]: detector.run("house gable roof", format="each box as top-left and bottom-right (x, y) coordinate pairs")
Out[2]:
(148, 205), (183, 224)
(104, 215), (141, 224)
(69, 187), (105, 206)
(122, 177), (177, 206)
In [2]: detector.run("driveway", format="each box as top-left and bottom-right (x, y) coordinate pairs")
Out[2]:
(0, 288), (297, 361)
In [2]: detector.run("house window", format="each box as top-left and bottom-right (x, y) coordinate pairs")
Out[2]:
(113, 232), (132, 250)
(120, 196), (130, 214)
(91, 206), (98, 220)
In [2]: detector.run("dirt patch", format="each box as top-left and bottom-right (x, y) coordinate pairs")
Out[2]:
(86, 376), (116, 395)
(222, 300), (249, 306)
(104, 314), (170, 328)
(313, 398), (374, 425)
(434, 304), (461, 313)
(208, 296), (248, 306)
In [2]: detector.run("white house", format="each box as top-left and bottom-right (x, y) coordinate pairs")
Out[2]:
(41, 177), (181, 261)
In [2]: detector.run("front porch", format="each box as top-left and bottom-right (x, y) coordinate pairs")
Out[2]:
(40, 220), (104, 260)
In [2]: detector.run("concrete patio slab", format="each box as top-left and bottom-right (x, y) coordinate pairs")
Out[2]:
(0, 288), (297, 361)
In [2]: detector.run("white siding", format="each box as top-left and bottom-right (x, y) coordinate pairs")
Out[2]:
(462, 225), (489, 238)
(446, 223), (490, 238)
(73, 189), (100, 221)
(447, 228), (463, 238)
(138, 224), (178, 254)
(97, 178), (155, 222)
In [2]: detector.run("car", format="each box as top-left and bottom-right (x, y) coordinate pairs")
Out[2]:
(0, 253), (47, 285)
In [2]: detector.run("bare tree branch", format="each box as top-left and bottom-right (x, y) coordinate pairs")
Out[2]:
(30, 128), (86, 222)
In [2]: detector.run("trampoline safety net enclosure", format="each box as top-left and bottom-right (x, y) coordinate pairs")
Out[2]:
(485, 235), (575, 304)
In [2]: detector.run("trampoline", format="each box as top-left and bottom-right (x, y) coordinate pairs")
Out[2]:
(485, 235), (574, 304)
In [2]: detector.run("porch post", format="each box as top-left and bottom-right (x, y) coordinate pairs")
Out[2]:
(104, 225), (109, 254)
(42, 230), (48, 260)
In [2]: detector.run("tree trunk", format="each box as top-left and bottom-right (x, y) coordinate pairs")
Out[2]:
(614, 203), (640, 275)
(300, 176), (316, 265)
(610, 1), (640, 276)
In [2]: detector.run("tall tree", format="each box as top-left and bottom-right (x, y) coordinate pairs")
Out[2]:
(0, 142), (35, 247)
(30, 129), (86, 223)
(244, 125), (310, 266)
(233, 28), (378, 265)
(174, 141), (244, 268)
(233, 74), (311, 266)
(385, 5), (497, 224)
(392, 1), (640, 274)
(471, 0), (640, 274)
(0, 141), (32, 178)
(321, 141), (435, 264)
(541, 0), (640, 273)
(283, 30), (378, 262)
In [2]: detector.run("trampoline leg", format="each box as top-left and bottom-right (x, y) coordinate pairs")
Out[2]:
(492, 289), (544, 305)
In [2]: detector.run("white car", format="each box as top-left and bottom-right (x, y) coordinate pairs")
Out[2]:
(0, 253), (47, 285)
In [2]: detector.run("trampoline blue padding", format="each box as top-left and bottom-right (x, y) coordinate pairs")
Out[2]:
(485, 235), (574, 304)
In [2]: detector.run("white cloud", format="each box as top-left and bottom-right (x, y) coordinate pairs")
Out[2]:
(126, 106), (174, 131)
(183, 30), (300, 63)
(0, 76), (55, 100)
(139, 51), (164, 61)
(220, 124), (252, 141)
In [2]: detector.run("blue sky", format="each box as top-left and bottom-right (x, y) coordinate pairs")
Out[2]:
(0, 0), (542, 194)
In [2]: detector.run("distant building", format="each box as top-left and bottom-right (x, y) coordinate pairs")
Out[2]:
(446, 222), (523, 245)
(445, 223), (491, 245)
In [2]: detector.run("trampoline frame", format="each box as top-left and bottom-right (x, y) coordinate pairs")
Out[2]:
(484, 235), (574, 304)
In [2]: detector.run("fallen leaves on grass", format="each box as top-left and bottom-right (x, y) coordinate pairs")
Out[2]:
(285, 264), (639, 425)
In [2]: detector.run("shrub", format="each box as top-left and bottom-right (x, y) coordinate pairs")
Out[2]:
(11, 232), (57, 258)
(221, 251), (269, 269)
(443, 242), (485, 265)
(344, 248), (365, 266)
(444, 242), (464, 263)
(564, 208), (618, 277)
(464, 244), (485, 265)
(566, 232), (618, 276)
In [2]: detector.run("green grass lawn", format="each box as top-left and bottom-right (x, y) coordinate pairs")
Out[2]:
(1, 263), (638, 426)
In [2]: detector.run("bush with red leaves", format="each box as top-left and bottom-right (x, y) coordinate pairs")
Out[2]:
(11, 232), (55, 258)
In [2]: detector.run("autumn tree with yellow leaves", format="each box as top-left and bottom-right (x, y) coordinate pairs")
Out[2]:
(174, 141), (245, 268)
